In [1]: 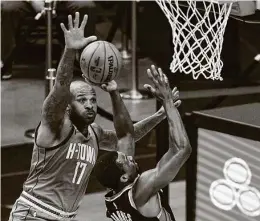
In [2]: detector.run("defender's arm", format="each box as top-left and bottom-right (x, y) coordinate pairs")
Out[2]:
(98, 109), (165, 152)
(99, 98), (180, 152)
(134, 98), (191, 206)
(97, 67), (181, 151)
(133, 66), (191, 206)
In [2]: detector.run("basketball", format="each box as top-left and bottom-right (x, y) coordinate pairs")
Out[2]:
(80, 41), (122, 84)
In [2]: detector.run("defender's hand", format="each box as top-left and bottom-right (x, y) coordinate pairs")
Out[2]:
(60, 12), (97, 50)
(146, 65), (177, 101)
(144, 84), (181, 107)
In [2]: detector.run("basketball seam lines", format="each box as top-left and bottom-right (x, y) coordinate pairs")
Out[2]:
(108, 43), (119, 80)
(100, 41), (106, 83)
(88, 42), (101, 80)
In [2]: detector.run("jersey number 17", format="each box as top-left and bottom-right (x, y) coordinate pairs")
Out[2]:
(72, 162), (87, 184)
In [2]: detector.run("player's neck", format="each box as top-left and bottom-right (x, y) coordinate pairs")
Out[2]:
(116, 180), (132, 193)
(71, 116), (91, 136)
(115, 174), (140, 194)
(76, 125), (90, 137)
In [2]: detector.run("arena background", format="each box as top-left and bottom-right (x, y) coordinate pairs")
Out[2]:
(1, 1), (260, 221)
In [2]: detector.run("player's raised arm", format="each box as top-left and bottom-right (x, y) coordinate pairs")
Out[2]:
(95, 92), (180, 152)
(133, 84), (181, 142)
(101, 81), (135, 156)
(134, 66), (191, 206)
(40, 13), (96, 134)
(94, 70), (181, 152)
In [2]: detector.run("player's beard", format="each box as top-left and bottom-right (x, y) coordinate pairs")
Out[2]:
(82, 113), (96, 125)
(83, 110), (96, 122)
(70, 110), (96, 130)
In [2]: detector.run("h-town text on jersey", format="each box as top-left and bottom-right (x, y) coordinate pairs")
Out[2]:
(66, 143), (96, 164)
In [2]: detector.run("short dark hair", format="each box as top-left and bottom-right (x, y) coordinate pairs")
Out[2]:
(94, 152), (124, 190)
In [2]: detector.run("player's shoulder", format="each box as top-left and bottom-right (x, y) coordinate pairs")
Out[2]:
(105, 185), (132, 206)
(90, 122), (103, 137)
(132, 171), (157, 207)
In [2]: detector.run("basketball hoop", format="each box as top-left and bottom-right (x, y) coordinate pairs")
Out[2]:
(155, 0), (235, 81)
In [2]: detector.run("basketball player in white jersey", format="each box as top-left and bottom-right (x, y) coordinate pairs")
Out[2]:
(95, 66), (192, 221)
(9, 13), (180, 221)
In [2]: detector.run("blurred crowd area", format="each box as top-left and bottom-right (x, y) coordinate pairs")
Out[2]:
(1, 1), (260, 83)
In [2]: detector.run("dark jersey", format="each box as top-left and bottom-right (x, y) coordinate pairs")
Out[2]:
(23, 124), (99, 212)
(105, 179), (176, 221)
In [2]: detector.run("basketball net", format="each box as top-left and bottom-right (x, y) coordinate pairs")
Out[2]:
(156, 0), (234, 81)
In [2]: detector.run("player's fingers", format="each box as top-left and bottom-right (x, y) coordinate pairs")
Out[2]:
(60, 23), (67, 33)
(144, 84), (156, 96)
(163, 74), (169, 87)
(151, 65), (160, 80)
(147, 69), (159, 86)
(143, 84), (151, 90)
(172, 87), (177, 94)
(82, 74), (89, 83)
(147, 69), (153, 79)
(173, 90), (179, 99)
(158, 68), (164, 83)
(84, 36), (97, 45)
(74, 12), (80, 28)
(80, 14), (88, 30)
(174, 100), (182, 107)
(101, 84), (108, 91)
(68, 15), (73, 29)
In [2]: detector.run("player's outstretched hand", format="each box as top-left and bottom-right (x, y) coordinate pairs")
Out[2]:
(60, 12), (97, 50)
(144, 65), (181, 107)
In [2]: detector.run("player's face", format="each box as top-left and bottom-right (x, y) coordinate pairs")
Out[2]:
(71, 88), (97, 123)
(116, 152), (139, 179)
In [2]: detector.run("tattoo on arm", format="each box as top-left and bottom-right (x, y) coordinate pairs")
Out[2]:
(99, 130), (118, 151)
(109, 90), (135, 155)
(41, 48), (76, 129)
(43, 93), (68, 126)
(56, 48), (76, 87)
(109, 90), (134, 138)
